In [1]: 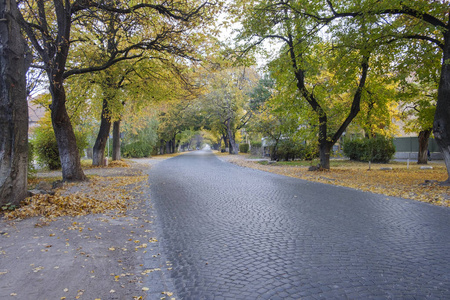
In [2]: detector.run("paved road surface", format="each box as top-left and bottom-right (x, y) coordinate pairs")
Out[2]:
(147, 150), (450, 299)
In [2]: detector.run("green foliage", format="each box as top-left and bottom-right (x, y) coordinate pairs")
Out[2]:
(192, 65), (259, 154)
(251, 141), (262, 148)
(33, 113), (88, 170)
(399, 80), (437, 135)
(121, 141), (153, 158)
(239, 143), (249, 153)
(343, 136), (395, 163)
(34, 129), (61, 170)
(276, 139), (301, 161)
(248, 75), (274, 111)
(1, 202), (17, 211)
(28, 141), (36, 177)
(276, 139), (318, 161)
(121, 117), (158, 158)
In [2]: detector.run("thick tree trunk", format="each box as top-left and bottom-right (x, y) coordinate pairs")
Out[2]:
(319, 142), (332, 170)
(417, 129), (432, 165)
(221, 134), (228, 152)
(433, 32), (450, 184)
(0, 0), (29, 206)
(92, 99), (112, 166)
(49, 80), (86, 181)
(112, 120), (121, 161)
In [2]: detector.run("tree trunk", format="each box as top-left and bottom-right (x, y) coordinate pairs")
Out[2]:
(92, 99), (112, 166)
(433, 32), (450, 184)
(319, 142), (332, 170)
(270, 140), (279, 161)
(226, 118), (238, 154)
(159, 140), (164, 154)
(171, 137), (176, 154)
(0, 0), (29, 206)
(49, 79), (86, 181)
(112, 119), (121, 161)
(222, 134), (227, 152)
(417, 129), (432, 165)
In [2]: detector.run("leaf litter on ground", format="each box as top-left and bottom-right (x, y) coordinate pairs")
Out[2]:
(225, 155), (450, 207)
(5, 168), (148, 222)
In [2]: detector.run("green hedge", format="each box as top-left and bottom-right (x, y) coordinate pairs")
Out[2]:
(251, 141), (262, 148)
(239, 143), (249, 153)
(276, 139), (318, 161)
(121, 141), (153, 158)
(343, 136), (395, 163)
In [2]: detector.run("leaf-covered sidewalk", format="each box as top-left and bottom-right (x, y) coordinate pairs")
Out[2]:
(0, 159), (175, 300)
(221, 154), (450, 207)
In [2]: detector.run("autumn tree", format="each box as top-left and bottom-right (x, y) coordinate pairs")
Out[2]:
(66, 5), (217, 166)
(235, 1), (387, 169)
(199, 65), (258, 154)
(248, 102), (301, 160)
(155, 100), (195, 154)
(303, 0), (450, 179)
(389, 35), (440, 165)
(0, 0), (30, 205)
(17, 0), (220, 181)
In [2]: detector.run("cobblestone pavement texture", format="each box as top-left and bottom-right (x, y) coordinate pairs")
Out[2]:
(148, 151), (450, 300)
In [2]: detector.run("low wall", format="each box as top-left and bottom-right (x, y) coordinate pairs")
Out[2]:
(394, 152), (443, 160)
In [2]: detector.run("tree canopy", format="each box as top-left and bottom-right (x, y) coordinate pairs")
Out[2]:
(5, 0), (450, 206)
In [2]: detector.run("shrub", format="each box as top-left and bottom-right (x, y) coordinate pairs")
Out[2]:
(277, 139), (299, 161)
(343, 136), (395, 163)
(34, 132), (60, 170)
(121, 141), (153, 158)
(274, 139), (318, 161)
(302, 143), (319, 160)
(239, 143), (249, 153)
(251, 141), (262, 148)
(33, 115), (88, 170)
(250, 141), (263, 156)
(28, 141), (36, 177)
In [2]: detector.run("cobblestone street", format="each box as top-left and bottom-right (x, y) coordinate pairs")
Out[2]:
(148, 151), (450, 299)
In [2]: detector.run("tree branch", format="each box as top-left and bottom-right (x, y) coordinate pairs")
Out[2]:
(402, 34), (444, 50)
(71, 1), (213, 22)
(63, 53), (143, 78)
(331, 53), (370, 145)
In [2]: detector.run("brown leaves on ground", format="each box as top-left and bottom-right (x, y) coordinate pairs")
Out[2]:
(80, 159), (131, 169)
(5, 173), (148, 222)
(228, 156), (450, 206)
(107, 160), (131, 168)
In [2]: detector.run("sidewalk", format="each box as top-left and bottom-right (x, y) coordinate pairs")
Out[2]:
(0, 159), (175, 300)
